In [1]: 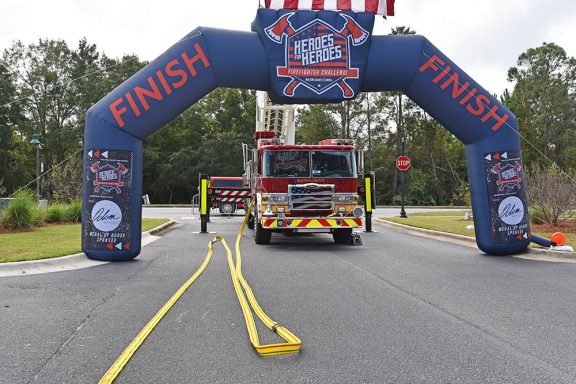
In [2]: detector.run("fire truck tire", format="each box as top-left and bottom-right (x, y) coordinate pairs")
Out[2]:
(254, 212), (271, 244)
(247, 214), (255, 229)
(255, 223), (272, 244)
(219, 203), (236, 215)
(333, 228), (352, 244)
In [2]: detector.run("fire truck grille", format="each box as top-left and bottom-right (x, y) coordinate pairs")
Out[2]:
(289, 184), (334, 211)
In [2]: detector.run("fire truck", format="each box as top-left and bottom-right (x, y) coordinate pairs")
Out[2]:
(244, 92), (364, 244)
(208, 176), (249, 214)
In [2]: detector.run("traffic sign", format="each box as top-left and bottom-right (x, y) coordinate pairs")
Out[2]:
(396, 155), (411, 171)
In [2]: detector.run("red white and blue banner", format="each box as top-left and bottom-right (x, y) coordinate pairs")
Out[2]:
(264, 0), (395, 16)
(254, 9), (374, 103)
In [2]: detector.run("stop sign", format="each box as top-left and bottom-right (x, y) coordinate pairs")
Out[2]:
(396, 155), (411, 171)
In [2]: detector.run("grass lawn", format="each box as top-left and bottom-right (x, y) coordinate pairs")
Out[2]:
(408, 210), (467, 217)
(0, 218), (170, 263)
(382, 216), (576, 247)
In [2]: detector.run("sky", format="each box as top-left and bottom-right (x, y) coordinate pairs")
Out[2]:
(1, 0), (575, 97)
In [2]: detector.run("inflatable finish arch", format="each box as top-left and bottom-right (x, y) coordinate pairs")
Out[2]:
(82, 9), (530, 261)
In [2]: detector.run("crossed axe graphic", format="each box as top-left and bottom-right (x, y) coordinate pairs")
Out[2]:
(91, 162), (128, 193)
(491, 161), (522, 191)
(265, 13), (369, 98)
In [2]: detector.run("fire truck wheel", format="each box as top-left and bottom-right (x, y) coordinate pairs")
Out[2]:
(255, 223), (272, 244)
(333, 228), (352, 244)
(247, 214), (255, 229)
(254, 212), (271, 244)
(219, 203), (236, 215)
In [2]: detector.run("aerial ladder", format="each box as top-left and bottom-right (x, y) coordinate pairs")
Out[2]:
(255, 91), (296, 144)
(243, 91), (297, 179)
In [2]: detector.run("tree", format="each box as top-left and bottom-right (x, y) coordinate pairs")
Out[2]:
(42, 152), (83, 203)
(296, 104), (339, 144)
(3, 39), (80, 166)
(142, 88), (256, 203)
(0, 60), (29, 194)
(505, 43), (576, 171)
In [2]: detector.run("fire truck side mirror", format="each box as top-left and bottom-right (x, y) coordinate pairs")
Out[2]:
(244, 160), (252, 185)
(356, 150), (364, 176)
(252, 149), (259, 173)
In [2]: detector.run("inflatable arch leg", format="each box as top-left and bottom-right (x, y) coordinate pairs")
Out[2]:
(82, 28), (269, 261)
(83, 30), (529, 261)
(363, 35), (530, 255)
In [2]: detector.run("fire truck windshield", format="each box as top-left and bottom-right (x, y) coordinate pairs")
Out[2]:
(263, 150), (356, 178)
(312, 150), (356, 177)
(263, 150), (310, 177)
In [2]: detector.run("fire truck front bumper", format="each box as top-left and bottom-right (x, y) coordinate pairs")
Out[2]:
(260, 217), (362, 229)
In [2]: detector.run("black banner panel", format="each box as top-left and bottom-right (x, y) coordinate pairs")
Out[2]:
(484, 150), (530, 244)
(84, 149), (133, 251)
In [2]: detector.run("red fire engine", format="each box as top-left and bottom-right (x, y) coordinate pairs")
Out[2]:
(208, 176), (249, 214)
(244, 92), (364, 244)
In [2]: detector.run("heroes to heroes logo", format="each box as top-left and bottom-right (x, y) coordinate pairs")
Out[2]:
(491, 161), (522, 192)
(91, 162), (128, 194)
(265, 12), (369, 98)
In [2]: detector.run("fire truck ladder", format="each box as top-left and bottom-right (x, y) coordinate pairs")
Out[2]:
(255, 91), (296, 145)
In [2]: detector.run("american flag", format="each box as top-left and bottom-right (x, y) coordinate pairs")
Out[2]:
(264, 0), (395, 16)
(289, 184), (334, 210)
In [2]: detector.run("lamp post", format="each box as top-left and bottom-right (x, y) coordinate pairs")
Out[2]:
(29, 128), (41, 199)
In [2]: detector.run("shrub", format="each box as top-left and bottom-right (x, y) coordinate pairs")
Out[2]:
(526, 166), (576, 226)
(529, 206), (548, 225)
(64, 200), (82, 222)
(46, 204), (67, 223)
(1, 190), (41, 229)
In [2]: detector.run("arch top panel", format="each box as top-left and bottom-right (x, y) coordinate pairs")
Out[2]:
(88, 28), (270, 141)
(363, 35), (517, 146)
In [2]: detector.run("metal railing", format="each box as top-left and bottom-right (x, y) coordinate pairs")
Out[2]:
(191, 194), (199, 214)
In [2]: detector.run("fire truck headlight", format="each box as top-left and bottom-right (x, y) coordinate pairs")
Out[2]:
(336, 194), (356, 203)
(264, 204), (273, 216)
(269, 194), (288, 203)
(353, 207), (364, 218)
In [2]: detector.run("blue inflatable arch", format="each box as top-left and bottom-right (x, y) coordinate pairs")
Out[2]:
(82, 10), (530, 261)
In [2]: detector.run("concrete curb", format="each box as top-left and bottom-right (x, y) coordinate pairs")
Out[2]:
(375, 218), (576, 260)
(0, 218), (178, 277)
(143, 218), (178, 237)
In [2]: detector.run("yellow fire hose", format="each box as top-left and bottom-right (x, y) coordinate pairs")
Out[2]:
(99, 202), (301, 384)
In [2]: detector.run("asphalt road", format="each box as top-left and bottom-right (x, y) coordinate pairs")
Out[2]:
(2, 210), (576, 383)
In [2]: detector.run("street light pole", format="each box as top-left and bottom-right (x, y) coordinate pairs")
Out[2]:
(36, 144), (40, 198)
(29, 127), (41, 199)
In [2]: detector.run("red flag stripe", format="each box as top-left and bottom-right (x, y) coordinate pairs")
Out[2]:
(265, 0), (394, 16)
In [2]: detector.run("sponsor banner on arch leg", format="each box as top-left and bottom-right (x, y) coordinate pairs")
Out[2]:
(484, 150), (530, 244)
(84, 149), (133, 251)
